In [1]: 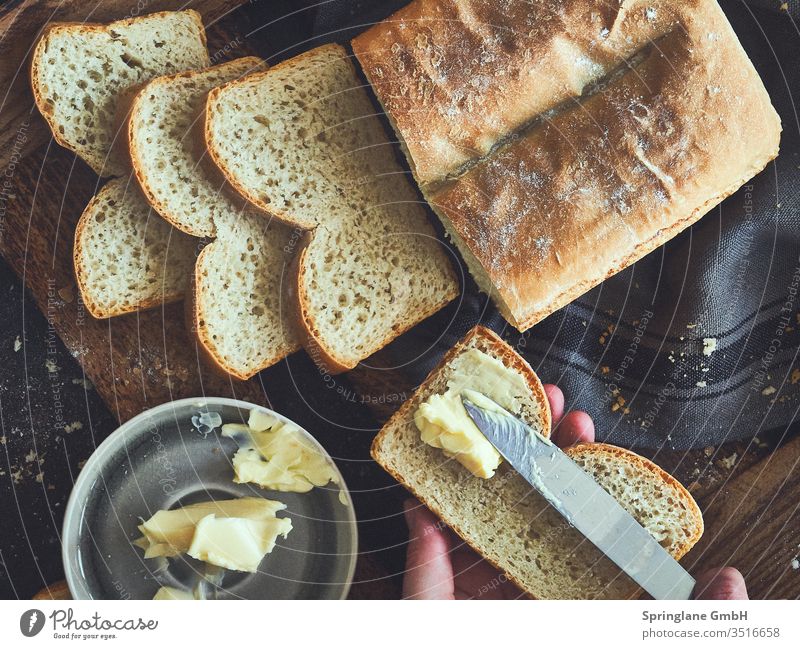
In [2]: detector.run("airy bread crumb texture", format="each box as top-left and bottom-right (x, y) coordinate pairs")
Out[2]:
(75, 177), (197, 318)
(32, 10), (209, 177)
(128, 57), (300, 376)
(129, 57), (265, 237)
(373, 327), (703, 599)
(194, 212), (301, 380)
(206, 44), (459, 371)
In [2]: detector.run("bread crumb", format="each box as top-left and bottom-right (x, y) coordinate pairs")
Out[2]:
(686, 323), (697, 329)
(762, 386), (776, 396)
(696, 380), (707, 387)
(702, 338), (717, 356)
(791, 369), (800, 385)
(601, 366), (610, 375)
(791, 557), (799, 570)
(64, 421), (83, 434)
(718, 453), (737, 470)
(13, 336), (21, 352)
(58, 285), (75, 303)
(704, 446), (715, 457)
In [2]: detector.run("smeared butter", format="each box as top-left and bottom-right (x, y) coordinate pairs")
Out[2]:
(134, 497), (291, 572)
(222, 410), (338, 493)
(413, 348), (533, 479)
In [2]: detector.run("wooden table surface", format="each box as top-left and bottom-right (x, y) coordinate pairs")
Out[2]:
(3, 0), (799, 601)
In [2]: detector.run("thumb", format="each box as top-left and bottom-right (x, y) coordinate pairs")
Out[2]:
(693, 567), (749, 600)
(402, 499), (455, 600)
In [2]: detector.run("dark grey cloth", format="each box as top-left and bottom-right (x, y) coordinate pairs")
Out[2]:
(292, 0), (800, 451)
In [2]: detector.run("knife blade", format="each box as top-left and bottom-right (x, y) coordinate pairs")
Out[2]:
(462, 394), (696, 600)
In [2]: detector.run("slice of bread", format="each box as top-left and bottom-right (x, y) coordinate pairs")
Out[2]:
(206, 44), (459, 373)
(190, 212), (302, 380)
(292, 178), (460, 372)
(205, 44), (395, 231)
(128, 57), (301, 378)
(128, 57), (266, 237)
(373, 326), (704, 599)
(74, 177), (197, 318)
(31, 10), (209, 178)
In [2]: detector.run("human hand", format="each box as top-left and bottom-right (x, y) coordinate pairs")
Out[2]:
(401, 384), (749, 600)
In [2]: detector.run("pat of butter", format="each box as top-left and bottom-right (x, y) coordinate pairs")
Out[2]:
(134, 497), (291, 572)
(222, 411), (338, 493)
(187, 514), (292, 573)
(153, 586), (194, 600)
(414, 348), (532, 479)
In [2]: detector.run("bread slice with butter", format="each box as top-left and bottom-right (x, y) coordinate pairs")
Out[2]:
(205, 44), (459, 373)
(127, 57), (301, 378)
(74, 177), (197, 318)
(373, 326), (704, 599)
(31, 10), (210, 177)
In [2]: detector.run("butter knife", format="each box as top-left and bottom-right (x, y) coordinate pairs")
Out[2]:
(462, 394), (696, 600)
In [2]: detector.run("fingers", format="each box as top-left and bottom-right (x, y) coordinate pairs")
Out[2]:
(543, 384), (565, 422)
(552, 410), (595, 447)
(543, 384), (594, 447)
(402, 499), (455, 600)
(693, 567), (749, 600)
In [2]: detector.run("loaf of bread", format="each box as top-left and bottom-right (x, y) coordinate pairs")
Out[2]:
(355, 0), (781, 332)
(353, 0), (685, 187)
(205, 44), (459, 373)
(31, 10), (210, 177)
(373, 326), (704, 599)
(127, 57), (300, 378)
(74, 178), (196, 318)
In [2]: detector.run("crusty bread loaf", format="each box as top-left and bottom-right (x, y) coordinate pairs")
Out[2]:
(355, 0), (781, 332)
(128, 57), (266, 237)
(31, 10), (209, 177)
(127, 57), (301, 378)
(373, 326), (704, 599)
(190, 212), (301, 380)
(427, 2), (781, 332)
(206, 44), (459, 373)
(353, 0), (685, 187)
(74, 178), (197, 318)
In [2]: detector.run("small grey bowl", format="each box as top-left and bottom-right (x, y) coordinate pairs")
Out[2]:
(62, 397), (357, 600)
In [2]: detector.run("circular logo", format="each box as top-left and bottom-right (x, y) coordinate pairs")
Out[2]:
(20, 609), (45, 637)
